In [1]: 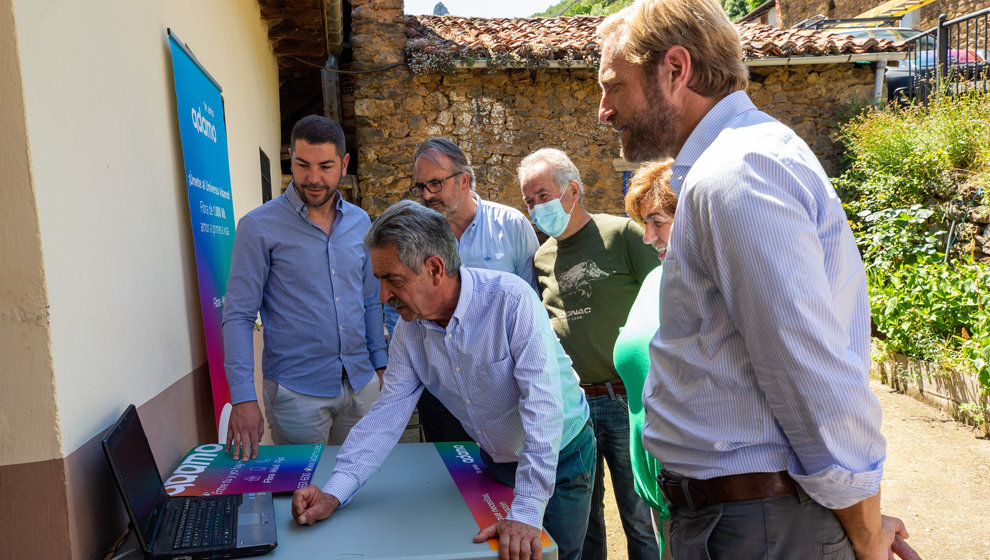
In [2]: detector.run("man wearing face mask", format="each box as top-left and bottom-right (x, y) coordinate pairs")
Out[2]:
(518, 148), (660, 560)
(222, 115), (387, 461)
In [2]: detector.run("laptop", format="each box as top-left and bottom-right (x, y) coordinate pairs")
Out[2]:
(102, 405), (277, 559)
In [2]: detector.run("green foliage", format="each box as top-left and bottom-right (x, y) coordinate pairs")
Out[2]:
(722, 0), (762, 21)
(852, 205), (943, 282)
(534, 0), (633, 17)
(837, 92), (990, 213)
(870, 257), (988, 363)
(840, 91), (990, 416)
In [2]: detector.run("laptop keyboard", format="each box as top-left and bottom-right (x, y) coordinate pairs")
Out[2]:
(172, 495), (238, 550)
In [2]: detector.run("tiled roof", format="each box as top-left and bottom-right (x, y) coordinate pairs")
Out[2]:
(405, 15), (906, 66)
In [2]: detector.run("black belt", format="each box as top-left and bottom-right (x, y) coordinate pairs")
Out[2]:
(658, 469), (796, 510)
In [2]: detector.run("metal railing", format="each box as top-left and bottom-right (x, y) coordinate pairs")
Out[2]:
(894, 9), (989, 105)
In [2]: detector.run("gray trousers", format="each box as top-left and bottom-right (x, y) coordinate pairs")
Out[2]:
(667, 485), (854, 560)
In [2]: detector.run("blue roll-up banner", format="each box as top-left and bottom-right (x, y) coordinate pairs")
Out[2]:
(168, 30), (236, 427)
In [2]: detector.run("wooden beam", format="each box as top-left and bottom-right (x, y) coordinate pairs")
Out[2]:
(322, 55), (343, 124)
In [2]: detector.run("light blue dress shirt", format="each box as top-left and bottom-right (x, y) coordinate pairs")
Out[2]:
(457, 195), (540, 291)
(323, 268), (590, 528)
(222, 185), (388, 404)
(643, 90), (886, 509)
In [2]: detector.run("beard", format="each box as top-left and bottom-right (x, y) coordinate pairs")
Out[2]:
(294, 178), (339, 209)
(619, 79), (682, 163)
(423, 189), (463, 220)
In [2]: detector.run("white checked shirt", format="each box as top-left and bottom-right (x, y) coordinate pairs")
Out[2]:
(323, 267), (589, 528)
(643, 90), (886, 509)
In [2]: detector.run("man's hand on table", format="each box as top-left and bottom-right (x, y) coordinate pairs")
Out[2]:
(292, 485), (340, 525)
(474, 519), (542, 560)
(226, 401), (264, 462)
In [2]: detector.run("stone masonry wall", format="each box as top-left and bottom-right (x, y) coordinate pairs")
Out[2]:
(352, 62), (876, 216)
(748, 63), (878, 175)
(355, 68), (623, 216)
(780, 0), (986, 29)
(349, 1), (882, 216)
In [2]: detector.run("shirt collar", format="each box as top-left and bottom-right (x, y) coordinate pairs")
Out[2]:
(413, 267), (474, 333)
(670, 90), (755, 195)
(465, 192), (482, 234)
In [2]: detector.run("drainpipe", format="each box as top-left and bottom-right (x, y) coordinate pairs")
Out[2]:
(874, 61), (886, 102)
(325, 0), (344, 56)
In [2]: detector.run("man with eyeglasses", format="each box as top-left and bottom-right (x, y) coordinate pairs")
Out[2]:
(402, 137), (539, 443)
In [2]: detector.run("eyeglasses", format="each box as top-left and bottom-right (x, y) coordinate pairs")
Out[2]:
(408, 171), (463, 196)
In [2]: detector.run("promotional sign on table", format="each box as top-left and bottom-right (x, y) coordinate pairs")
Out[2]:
(163, 443), (324, 497)
(434, 441), (553, 550)
(167, 29), (238, 426)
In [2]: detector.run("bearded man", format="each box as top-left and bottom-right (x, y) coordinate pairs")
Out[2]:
(596, 1), (920, 559)
(222, 115), (387, 460)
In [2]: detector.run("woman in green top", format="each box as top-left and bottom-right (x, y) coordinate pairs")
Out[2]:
(613, 160), (677, 559)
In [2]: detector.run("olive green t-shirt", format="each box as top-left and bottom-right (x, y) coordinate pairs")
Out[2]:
(534, 214), (660, 384)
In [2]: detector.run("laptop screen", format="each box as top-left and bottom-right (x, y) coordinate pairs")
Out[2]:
(102, 405), (171, 549)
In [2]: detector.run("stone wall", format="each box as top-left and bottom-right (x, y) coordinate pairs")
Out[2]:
(748, 63), (878, 175)
(780, 0), (987, 29)
(354, 67), (624, 216)
(351, 62), (877, 215)
(348, 1), (882, 216)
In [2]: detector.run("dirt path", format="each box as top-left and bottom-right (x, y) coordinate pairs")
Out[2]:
(873, 378), (990, 560)
(602, 378), (990, 559)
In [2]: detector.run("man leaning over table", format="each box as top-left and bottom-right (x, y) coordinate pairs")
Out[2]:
(292, 200), (595, 560)
(222, 115), (387, 461)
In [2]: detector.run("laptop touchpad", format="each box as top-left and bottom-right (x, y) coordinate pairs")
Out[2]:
(239, 512), (263, 525)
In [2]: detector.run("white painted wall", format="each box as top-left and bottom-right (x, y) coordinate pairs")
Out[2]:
(10, 0), (280, 455)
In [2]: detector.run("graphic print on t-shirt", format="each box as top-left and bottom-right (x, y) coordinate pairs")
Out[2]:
(557, 260), (608, 300)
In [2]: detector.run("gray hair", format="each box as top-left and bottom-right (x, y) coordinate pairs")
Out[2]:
(517, 148), (584, 194)
(365, 200), (461, 276)
(413, 137), (476, 190)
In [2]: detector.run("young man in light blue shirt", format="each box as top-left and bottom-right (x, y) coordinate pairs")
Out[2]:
(222, 116), (387, 460)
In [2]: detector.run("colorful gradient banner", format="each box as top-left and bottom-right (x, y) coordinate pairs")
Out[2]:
(168, 32), (237, 425)
(164, 443), (324, 497)
(434, 442), (553, 550)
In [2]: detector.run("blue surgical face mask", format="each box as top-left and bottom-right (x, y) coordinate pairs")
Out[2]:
(530, 192), (576, 238)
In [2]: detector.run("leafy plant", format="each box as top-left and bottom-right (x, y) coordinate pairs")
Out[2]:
(853, 205), (943, 282)
(839, 91), (990, 419)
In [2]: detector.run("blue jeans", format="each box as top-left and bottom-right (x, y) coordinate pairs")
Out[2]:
(482, 421), (596, 560)
(584, 393), (660, 560)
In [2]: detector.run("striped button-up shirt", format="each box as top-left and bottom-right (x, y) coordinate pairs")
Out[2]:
(643, 90), (885, 509)
(323, 267), (589, 528)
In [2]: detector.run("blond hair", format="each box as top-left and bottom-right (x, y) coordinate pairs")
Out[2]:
(597, 0), (748, 98)
(625, 160), (677, 224)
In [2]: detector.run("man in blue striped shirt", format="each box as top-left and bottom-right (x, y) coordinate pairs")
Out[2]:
(222, 116), (387, 461)
(291, 201), (595, 560)
(596, 1), (919, 559)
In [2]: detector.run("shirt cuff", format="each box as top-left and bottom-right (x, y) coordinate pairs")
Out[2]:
(505, 494), (547, 530)
(228, 381), (258, 404)
(321, 472), (361, 508)
(370, 348), (389, 371)
(789, 456), (884, 509)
